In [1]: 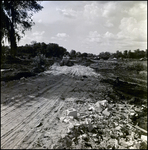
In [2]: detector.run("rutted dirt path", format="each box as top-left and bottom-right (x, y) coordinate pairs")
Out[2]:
(1, 65), (147, 149)
(1, 68), (103, 149)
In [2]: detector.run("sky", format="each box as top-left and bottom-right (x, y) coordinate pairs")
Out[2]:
(17, 1), (147, 55)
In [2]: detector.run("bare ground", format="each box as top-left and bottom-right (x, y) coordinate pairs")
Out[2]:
(1, 65), (147, 149)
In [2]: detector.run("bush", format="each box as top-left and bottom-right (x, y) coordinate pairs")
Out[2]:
(126, 62), (147, 72)
(31, 53), (48, 73)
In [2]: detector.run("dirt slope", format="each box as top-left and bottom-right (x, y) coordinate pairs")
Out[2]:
(1, 65), (147, 149)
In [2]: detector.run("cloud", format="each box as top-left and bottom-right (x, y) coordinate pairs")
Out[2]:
(117, 17), (147, 42)
(123, 2), (147, 20)
(104, 31), (116, 40)
(30, 31), (45, 42)
(17, 1), (147, 54)
(32, 31), (45, 36)
(56, 33), (69, 38)
(86, 31), (101, 43)
(104, 20), (114, 27)
(37, 19), (42, 23)
(56, 8), (78, 18)
(102, 1), (117, 18)
(51, 33), (69, 41)
(83, 2), (101, 20)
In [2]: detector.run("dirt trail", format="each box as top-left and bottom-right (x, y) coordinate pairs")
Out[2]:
(1, 65), (147, 149)
(1, 67), (104, 149)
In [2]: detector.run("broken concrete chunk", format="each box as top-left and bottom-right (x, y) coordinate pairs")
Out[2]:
(81, 134), (89, 141)
(92, 134), (97, 137)
(141, 135), (147, 143)
(107, 139), (118, 149)
(63, 118), (70, 124)
(88, 106), (95, 111)
(119, 138), (134, 147)
(100, 100), (108, 106)
(102, 108), (110, 116)
(67, 123), (74, 133)
(88, 123), (94, 132)
(94, 103), (103, 112)
(95, 100), (108, 107)
(66, 108), (77, 118)
(60, 117), (65, 122)
(115, 126), (121, 131)
(95, 100), (108, 113)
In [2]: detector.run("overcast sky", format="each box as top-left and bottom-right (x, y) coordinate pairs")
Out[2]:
(18, 1), (147, 54)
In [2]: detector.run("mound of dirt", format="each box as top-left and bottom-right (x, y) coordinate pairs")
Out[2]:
(44, 63), (100, 77)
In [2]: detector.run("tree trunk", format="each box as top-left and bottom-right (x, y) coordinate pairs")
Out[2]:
(10, 22), (17, 57)
(10, 1), (17, 58)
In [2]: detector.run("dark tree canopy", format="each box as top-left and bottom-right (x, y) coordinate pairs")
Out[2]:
(1, 0), (43, 57)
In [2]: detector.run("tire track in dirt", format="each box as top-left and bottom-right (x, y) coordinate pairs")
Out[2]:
(1, 76), (66, 148)
(1, 75), (64, 117)
(1, 75), (65, 125)
(1, 71), (103, 149)
(10, 97), (61, 149)
(20, 75), (75, 149)
(1, 75), (75, 149)
(1, 97), (58, 149)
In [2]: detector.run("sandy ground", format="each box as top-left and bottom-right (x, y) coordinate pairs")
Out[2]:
(1, 66), (102, 149)
(1, 65), (147, 149)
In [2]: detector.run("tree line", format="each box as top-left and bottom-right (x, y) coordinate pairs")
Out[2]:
(2, 42), (147, 61)
(99, 49), (147, 60)
(1, 1), (147, 62)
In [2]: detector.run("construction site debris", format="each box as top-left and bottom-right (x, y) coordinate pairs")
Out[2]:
(66, 108), (77, 119)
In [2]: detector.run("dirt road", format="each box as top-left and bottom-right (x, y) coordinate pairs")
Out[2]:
(1, 66), (106, 149)
(1, 65), (147, 149)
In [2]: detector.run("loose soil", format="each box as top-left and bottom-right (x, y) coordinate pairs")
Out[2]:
(1, 62), (147, 149)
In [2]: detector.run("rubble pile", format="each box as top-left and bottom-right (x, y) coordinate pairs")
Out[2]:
(44, 63), (99, 77)
(54, 100), (147, 149)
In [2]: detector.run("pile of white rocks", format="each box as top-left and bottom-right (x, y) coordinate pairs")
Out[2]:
(56, 100), (147, 149)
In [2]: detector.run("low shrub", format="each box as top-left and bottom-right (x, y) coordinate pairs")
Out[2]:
(31, 53), (48, 73)
(126, 62), (147, 72)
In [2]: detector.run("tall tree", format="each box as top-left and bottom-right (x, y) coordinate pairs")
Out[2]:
(1, 0), (43, 57)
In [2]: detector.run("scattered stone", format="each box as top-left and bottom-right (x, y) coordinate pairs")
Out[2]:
(141, 135), (147, 143)
(85, 142), (92, 148)
(44, 131), (50, 138)
(88, 106), (95, 111)
(60, 117), (65, 122)
(81, 134), (89, 141)
(66, 108), (77, 118)
(67, 123), (74, 133)
(115, 125), (121, 131)
(107, 139), (118, 149)
(63, 118), (70, 124)
(119, 138), (134, 147)
(94, 103), (103, 112)
(102, 108), (110, 116)
(92, 134), (97, 137)
(36, 122), (42, 128)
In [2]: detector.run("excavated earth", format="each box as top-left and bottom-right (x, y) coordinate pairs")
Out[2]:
(1, 64), (147, 149)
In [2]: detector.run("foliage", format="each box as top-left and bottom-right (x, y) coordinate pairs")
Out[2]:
(31, 53), (48, 73)
(81, 52), (88, 57)
(1, 1), (43, 57)
(99, 52), (110, 60)
(126, 61), (147, 72)
(16, 42), (67, 58)
(70, 49), (76, 58)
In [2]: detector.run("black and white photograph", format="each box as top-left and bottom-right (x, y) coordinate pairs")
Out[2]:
(1, 1), (147, 149)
